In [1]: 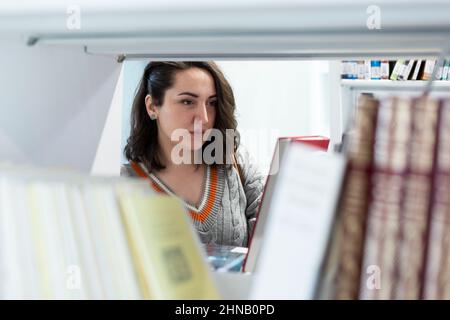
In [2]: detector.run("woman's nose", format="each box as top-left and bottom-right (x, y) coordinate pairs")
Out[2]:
(196, 103), (209, 124)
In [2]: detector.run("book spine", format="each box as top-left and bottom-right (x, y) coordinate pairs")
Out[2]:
(441, 61), (450, 81)
(371, 60), (381, 80)
(394, 97), (439, 299)
(357, 61), (366, 79)
(390, 60), (404, 81)
(422, 60), (436, 80)
(332, 96), (379, 299)
(350, 61), (358, 79)
(422, 99), (450, 299)
(404, 60), (416, 80)
(365, 60), (372, 80)
(322, 97), (378, 299)
(341, 61), (348, 79)
(359, 97), (412, 299)
(436, 60), (445, 80)
(381, 60), (390, 80)
(412, 60), (423, 80)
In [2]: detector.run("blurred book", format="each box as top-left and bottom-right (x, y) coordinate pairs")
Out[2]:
(244, 135), (330, 274)
(243, 137), (290, 273)
(342, 59), (450, 81)
(117, 191), (219, 299)
(317, 96), (450, 300)
(0, 166), (219, 299)
(249, 142), (346, 299)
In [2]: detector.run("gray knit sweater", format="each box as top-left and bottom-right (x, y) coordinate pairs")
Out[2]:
(120, 147), (265, 247)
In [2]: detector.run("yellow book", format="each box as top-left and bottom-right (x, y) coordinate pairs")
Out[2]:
(117, 188), (220, 299)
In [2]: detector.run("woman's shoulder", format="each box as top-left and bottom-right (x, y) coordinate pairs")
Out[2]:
(228, 144), (265, 187)
(235, 145), (260, 175)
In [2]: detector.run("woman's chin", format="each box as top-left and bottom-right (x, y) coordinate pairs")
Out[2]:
(189, 138), (204, 150)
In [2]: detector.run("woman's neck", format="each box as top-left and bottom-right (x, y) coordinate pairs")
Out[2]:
(156, 135), (203, 173)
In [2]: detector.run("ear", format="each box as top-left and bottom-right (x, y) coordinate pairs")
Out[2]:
(145, 94), (159, 119)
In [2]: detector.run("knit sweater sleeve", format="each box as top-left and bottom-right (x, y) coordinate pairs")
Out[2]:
(235, 146), (266, 235)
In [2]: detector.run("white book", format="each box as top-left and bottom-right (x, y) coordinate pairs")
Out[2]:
(13, 178), (40, 299)
(380, 61), (390, 79)
(249, 143), (346, 299)
(435, 60), (446, 80)
(34, 182), (68, 299)
(423, 60), (436, 80)
(442, 61), (449, 80)
(390, 60), (404, 80)
(0, 177), (23, 299)
(81, 184), (115, 299)
(66, 183), (105, 299)
(53, 183), (87, 299)
(0, 178), (7, 298)
(412, 60), (423, 80)
(243, 138), (291, 273)
(104, 183), (142, 299)
(396, 61), (407, 79)
(357, 61), (366, 79)
(341, 61), (349, 78)
(94, 184), (125, 299)
(27, 182), (52, 298)
(364, 60), (371, 80)
(97, 184), (142, 299)
(400, 60), (415, 80)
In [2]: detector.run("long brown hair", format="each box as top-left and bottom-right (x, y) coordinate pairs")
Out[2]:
(124, 61), (239, 171)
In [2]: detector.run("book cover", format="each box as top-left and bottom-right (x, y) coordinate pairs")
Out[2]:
(249, 142), (346, 299)
(243, 137), (291, 273)
(117, 191), (220, 299)
(244, 135), (329, 273)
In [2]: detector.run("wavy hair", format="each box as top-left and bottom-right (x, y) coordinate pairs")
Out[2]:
(124, 61), (239, 171)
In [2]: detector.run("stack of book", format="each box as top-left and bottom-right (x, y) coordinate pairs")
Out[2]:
(342, 60), (450, 81)
(319, 95), (450, 299)
(0, 164), (219, 299)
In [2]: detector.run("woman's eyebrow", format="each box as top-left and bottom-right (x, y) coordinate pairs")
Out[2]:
(178, 92), (217, 98)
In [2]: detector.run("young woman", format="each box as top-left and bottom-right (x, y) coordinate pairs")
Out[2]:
(121, 61), (264, 247)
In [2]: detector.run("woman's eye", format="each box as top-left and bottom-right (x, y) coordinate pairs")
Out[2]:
(181, 99), (193, 105)
(209, 100), (218, 107)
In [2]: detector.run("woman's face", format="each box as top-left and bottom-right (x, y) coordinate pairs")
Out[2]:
(147, 67), (217, 154)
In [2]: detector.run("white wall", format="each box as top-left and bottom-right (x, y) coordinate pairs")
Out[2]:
(217, 61), (330, 174)
(120, 61), (149, 165)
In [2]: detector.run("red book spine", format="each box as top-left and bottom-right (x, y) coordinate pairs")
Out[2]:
(327, 96), (378, 299)
(359, 97), (412, 299)
(422, 99), (450, 299)
(394, 97), (439, 299)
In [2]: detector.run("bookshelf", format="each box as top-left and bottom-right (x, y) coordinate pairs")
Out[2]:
(8, 1), (450, 59)
(341, 79), (450, 90)
(338, 79), (450, 143)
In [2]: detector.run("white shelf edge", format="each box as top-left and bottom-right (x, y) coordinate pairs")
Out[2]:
(341, 79), (450, 90)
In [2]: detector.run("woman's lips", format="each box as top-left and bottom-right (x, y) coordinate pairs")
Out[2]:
(190, 130), (205, 135)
